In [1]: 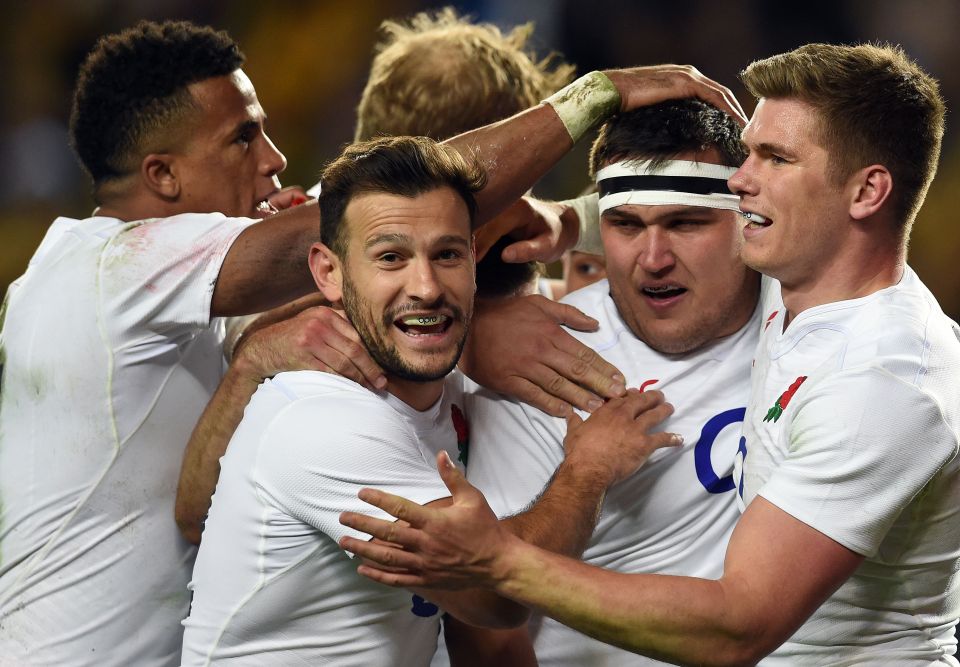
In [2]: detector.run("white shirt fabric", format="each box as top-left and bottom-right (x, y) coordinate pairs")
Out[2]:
(181, 371), (470, 666)
(736, 267), (960, 664)
(0, 213), (253, 666)
(459, 279), (758, 666)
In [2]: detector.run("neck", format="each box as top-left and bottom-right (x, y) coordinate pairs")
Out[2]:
(386, 376), (445, 411)
(95, 184), (181, 222)
(780, 240), (905, 326)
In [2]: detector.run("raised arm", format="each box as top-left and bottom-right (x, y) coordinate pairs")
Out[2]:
(445, 66), (745, 228)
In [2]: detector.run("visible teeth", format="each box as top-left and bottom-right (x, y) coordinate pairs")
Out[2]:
(256, 200), (278, 214)
(401, 314), (447, 326)
(645, 286), (678, 293)
(739, 211), (769, 224)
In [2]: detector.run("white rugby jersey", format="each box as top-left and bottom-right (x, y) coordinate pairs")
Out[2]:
(464, 279), (758, 666)
(0, 212), (252, 666)
(181, 372), (469, 666)
(736, 268), (960, 664)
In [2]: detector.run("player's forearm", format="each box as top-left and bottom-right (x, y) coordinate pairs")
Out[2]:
(418, 586), (529, 631)
(444, 617), (537, 667)
(491, 538), (769, 666)
(212, 202), (319, 317)
(174, 359), (261, 544)
(502, 458), (609, 557)
(445, 104), (573, 226)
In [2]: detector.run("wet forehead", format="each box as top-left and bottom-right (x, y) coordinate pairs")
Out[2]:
(345, 189), (472, 248)
(187, 69), (264, 136)
(742, 98), (819, 151)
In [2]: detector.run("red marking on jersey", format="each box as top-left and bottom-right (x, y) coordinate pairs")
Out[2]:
(639, 379), (659, 392)
(764, 310), (779, 331)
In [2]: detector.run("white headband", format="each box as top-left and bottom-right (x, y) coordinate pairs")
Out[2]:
(596, 160), (740, 215)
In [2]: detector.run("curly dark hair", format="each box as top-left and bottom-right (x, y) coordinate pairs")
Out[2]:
(69, 20), (244, 188)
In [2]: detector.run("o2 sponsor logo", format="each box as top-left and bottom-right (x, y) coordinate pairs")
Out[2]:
(411, 594), (439, 618)
(693, 407), (745, 494)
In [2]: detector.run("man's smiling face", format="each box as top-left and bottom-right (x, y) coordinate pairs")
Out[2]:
(337, 187), (475, 382)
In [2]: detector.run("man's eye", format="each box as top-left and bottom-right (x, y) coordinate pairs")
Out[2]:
(438, 249), (463, 261)
(576, 262), (601, 276)
(379, 253), (402, 263)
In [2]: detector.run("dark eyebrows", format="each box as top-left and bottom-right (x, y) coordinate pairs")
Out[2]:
(603, 205), (717, 222)
(436, 234), (471, 249)
(363, 232), (471, 250)
(235, 119), (259, 135)
(364, 232), (410, 250)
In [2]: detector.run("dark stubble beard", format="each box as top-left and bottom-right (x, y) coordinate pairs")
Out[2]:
(340, 271), (470, 382)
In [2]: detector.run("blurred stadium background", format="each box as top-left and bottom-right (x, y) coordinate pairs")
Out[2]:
(1, 0), (957, 317)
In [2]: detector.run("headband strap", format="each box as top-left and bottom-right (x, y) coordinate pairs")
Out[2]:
(596, 160), (740, 214)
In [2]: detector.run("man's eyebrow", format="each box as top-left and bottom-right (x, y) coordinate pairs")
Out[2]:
(225, 118), (259, 141)
(436, 234), (471, 247)
(755, 141), (795, 157)
(604, 205), (715, 220)
(364, 232), (411, 250)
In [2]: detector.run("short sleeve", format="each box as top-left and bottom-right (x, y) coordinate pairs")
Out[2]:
(759, 367), (958, 556)
(100, 212), (256, 336)
(464, 388), (567, 517)
(254, 394), (452, 547)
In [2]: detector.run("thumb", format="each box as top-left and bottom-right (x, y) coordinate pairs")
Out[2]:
(437, 451), (471, 499)
(501, 237), (555, 264)
(540, 300), (599, 331)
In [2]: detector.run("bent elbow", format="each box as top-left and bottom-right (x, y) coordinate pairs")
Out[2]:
(174, 505), (203, 545)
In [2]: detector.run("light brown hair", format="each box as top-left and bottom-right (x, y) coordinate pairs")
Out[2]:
(355, 7), (574, 142)
(741, 42), (945, 231)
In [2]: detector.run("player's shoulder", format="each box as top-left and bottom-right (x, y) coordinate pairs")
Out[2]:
(843, 270), (958, 369)
(251, 372), (410, 449)
(559, 279), (621, 346)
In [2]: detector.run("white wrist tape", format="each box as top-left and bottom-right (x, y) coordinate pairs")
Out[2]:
(543, 71), (621, 143)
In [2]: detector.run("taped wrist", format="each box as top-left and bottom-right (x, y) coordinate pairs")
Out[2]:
(543, 71), (621, 143)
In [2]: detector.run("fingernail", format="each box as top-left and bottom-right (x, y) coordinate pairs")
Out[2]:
(374, 376), (387, 389)
(291, 195), (307, 206)
(610, 382), (626, 395)
(587, 398), (603, 412)
(612, 373), (625, 383)
(671, 433), (684, 446)
(441, 450), (456, 469)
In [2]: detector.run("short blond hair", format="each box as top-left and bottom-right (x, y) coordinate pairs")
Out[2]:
(355, 7), (575, 142)
(742, 43), (945, 231)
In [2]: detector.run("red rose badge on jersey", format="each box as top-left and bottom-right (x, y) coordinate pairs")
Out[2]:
(450, 404), (469, 465)
(763, 375), (808, 423)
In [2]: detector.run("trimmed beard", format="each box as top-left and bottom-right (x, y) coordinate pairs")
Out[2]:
(340, 271), (469, 382)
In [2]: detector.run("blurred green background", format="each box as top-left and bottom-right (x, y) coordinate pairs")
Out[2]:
(1, 0), (957, 316)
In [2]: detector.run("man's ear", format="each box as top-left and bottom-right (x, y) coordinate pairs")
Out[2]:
(309, 242), (343, 304)
(141, 153), (180, 200)
(849, 164), (893, 221)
